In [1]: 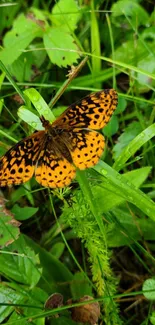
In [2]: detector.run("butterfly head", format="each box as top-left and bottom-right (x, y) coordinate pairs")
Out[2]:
(40, 116), (50, 129)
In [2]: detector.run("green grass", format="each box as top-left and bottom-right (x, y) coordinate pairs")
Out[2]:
(0, 1), (155, 324)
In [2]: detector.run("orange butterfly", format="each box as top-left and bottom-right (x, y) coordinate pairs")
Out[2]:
(0, 89), (118, 188)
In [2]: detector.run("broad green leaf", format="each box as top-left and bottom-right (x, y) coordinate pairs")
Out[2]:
(43, 27), (79, 67)
(113, 121), (142, 160)
(150, 312), (155, 325)
(11, 204), (39, 221)
(8, 286), (46, 325)
(115, 96), (127, 114)
(142, 26), (155, 42)
(51, 318), (76, 325)
(23, 88), (55, 122)
(92, 166), (151, 214)
(70, 272), (93, 300)
(143, 278), (155, 300)
(51, 0), (81, 32)
(0, 14), (43, 65)
(0, 235), (41, 288)
(18, 106), (44, 130)
(8, 46), (46, 82)
(0, 284), (22, 323)
(0, 283), (46, 324)
(111, 1), (149, 28)
(0, 3), (21, 33)
(107, 207), (155, 247)
(113, 123), (155, 171)
(24, 235), (73, 295)
(50, 242), (65, 259)
(28, 7), (48, 28)
(113, 39), (155, 89)
(95, 162), (155, 221)
(0, 198), (20, 247)
(103, 115), (119, 137)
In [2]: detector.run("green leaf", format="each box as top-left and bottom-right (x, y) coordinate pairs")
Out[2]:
(0, 199), (20, 247)
(113, 121), (142, 160)
(114, 39), (155, 90)
(50, 242), (65, 259)
(51, 318), (76, 325)
(107, 207), (155, 247)
(8, 286), (46, 325)
(150, 311), (155, 325)
(95, 162), (155, 221)
(103, 115), (119, 137)
(111, 0), (149, 28)
(0, 14), (43, 65)
(0, 284), (46, 325)
(8, 44), (46, 82)
(43, 27), (79, 67)
(70, 272), (93, 300)
(23, 88), (55, 122)
(24, 235), (73, 295)
(0, 235), (42, 288)
(51, 0), (81, 32)
(17, 106), (44, 130)
(115, 96), (127, 114)
(92, 167), (151, 214)
(113, 123), (155, 171)
(143, 278), (155, 300)
(0, 284), (22, 323)
(11, 204), (39, 221)
(0, 3), (21, 33)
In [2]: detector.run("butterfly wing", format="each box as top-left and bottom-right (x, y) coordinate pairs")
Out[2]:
(52, 89), (118, 130)
(0, 131), (45, 186)
(59, 129), (105, 170)
(35, 140), (76, 188)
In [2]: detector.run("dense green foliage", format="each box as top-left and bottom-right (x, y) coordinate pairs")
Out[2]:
(0, 0), (155, 324)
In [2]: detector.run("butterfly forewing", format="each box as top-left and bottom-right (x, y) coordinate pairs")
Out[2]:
(0, 131), (44, 186)
(52, 89), (118, 130)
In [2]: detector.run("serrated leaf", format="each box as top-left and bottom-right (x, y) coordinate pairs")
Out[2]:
(0, 14), (43, 65)
(0, 197), (21, 247)
(0, 235), (42, 288)
(43, 27), (79, 67)
(52, 0), (81, 32)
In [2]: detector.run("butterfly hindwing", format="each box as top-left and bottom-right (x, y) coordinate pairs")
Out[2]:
(35, 144), (76, 188)
(60, 129), (105, 170)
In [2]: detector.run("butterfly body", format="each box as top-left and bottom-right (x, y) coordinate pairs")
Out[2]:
(0, 89), (118, 188)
